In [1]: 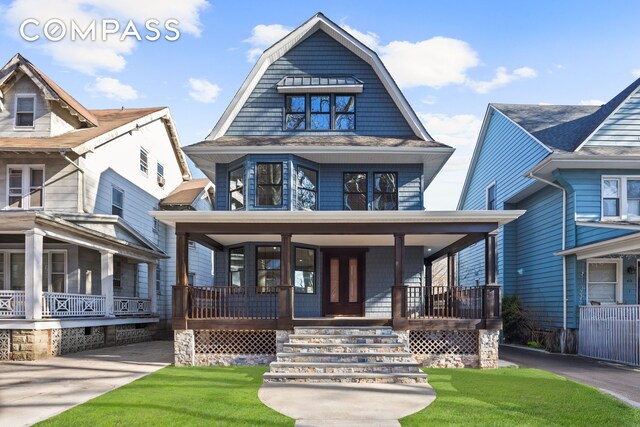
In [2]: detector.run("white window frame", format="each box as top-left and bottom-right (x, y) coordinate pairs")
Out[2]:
(586, 258), (623, 304)
(0, 249), (67, 292)
(5, 164), (45, 210)
(14, 94), (36, 130)
(157, 162), (164, 180)
(602, 175), (640, 220)
(486, 181), (496, 210)
(140, 148), (149, 175)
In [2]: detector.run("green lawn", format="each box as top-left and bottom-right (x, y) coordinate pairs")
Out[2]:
(402, 368), (640, 426)
(37, 366), (639, 427)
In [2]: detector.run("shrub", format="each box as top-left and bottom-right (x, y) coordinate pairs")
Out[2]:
(502, 295), (529, 344)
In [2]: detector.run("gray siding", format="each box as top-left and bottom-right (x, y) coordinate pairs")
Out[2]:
(0, 76), (51, 137)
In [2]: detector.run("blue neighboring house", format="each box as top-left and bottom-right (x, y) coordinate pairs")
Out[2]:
(457, 78), (640, 361)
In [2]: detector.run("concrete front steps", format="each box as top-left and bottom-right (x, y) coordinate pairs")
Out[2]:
(264, 326), (427, 383)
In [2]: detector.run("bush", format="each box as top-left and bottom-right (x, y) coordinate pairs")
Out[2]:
(502, 295), (529, 344)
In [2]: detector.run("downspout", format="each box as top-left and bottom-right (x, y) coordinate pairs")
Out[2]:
(59, 150), (89, 213)
(527, 170), (567, 353)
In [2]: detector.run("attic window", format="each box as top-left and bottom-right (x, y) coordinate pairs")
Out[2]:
(284, 94), (356, 131)
(15, 95), (35, 128)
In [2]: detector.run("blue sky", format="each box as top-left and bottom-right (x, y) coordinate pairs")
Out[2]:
(1, 0), (639, 209)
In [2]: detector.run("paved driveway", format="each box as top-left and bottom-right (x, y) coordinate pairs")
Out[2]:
(0, 340), (173, 426)
(500, 345), (640, 408)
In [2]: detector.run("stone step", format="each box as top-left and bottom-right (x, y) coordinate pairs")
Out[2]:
(288, 334), (401, 344)
(293, 326), (394, 336)
(276, 352), (415, 363)
(283, 342), (407, 353)
(263, 372), (428, 384)
(269, 361), (423, 374)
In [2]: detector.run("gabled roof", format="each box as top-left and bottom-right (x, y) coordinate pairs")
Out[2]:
(161, 178), (212, 208)
(205, 12), (433, 142)
(0, 53), (99, 126)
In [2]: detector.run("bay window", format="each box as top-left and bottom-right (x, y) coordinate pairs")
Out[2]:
(373, 172), (398, 210)
(229, 167), (245, 210)
(343, 173), (367, 210)
(256, 163), (283, 207)
(229, 247), (245, 286)
(297, 166), (317, 210)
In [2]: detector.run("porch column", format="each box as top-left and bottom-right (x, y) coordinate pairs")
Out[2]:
(147, 261), (158, 315)
(278, 233), (293, 330)
(25, 228), (45, 320)
(447, 253), (456, 287)
(424, 261), (432, 287)
(173, 232), (190, 329)
(100, 250), (115, 317)
(392, 233), (408, 329)
(484, 234), (496, 285)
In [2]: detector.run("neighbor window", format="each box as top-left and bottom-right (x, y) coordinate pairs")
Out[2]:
(6, 165), (44, 209)
(343, 173), (367, 210)
(229, 247), (245, 286)
(10, 253), (25, 290)
(112, 187), (124, 217)
(256, 246), (280, 292)
(334, 95), (355, 130)
(139, 148), (149, 175)
(187, 273), (195, 286)
(586, 259), (622, 304)
(15, 95), (35, 128)
(256, 163), (283, 206)
(42, 252), (66, 293)
(373, 172), (398, 210)
(487, 183), (496, 210)
(285, 95), (306, 130)
(113, 260), (122, 288)
(156, 265), (161, 294)
(297, 166), (318, 210)
(602, 176), (640, 219)
(157, 162), (165, 183)
(188, 240), (196, 249)
(229, 167), (245, 210)
(310, 95), (330, 130)
(294, 247), (315, 294)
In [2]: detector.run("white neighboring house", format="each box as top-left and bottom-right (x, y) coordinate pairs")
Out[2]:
(0, 54), (214, 360)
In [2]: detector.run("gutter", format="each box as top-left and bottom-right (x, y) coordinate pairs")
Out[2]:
(59, 150), (88, 213)
(527, 168), (568, 353)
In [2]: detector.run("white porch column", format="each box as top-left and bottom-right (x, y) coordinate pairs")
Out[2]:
(147, 261), (158, 315)
(25, 228), (45, 320)
(101, 251), (115, 317)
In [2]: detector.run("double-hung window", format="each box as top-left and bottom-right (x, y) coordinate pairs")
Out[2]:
(256, 246), (280, 292)
(343, 173), (367, 210)
(602, 176), (640, 219)
(113, 260), (122, 288)
(486, 183), (496, 210)
(140, 148), (149, 175)
(285, 95), (306, 130)
(586, 259), (622, 304)
(310, 95), (330, 130)
(229, 167), (245, 210)
(112, 187), (124, 217)
(373, 172), (398, 210)
(15, 95), (35, 128)
(157, 162), (165, 185)
(42, 252), (66, 293)
(256, 163), (283, 207)
(294, 247), (315, 294)
(229, 247), (245, 286)
(6, 165), (44, 209)
(297, 166), (317, 210)
(334, 95), (355, 130)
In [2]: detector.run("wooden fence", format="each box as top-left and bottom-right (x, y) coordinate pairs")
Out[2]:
(579, 305), (640, 366)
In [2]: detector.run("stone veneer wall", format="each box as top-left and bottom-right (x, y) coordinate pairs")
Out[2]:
(410, 329), (499, 369)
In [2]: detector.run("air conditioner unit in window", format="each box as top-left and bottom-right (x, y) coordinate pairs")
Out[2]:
(157, 175), (165, 187)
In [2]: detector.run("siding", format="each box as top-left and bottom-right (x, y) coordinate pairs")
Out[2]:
(226, 29), (414, 137)
(0, 76), (51, 137)
(585, 87), (640, 146)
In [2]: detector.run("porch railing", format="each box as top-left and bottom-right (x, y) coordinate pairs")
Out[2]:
(579, 305), (640, 366)
(0, 290), (26, 318)
(114, 297), (152, 316)
(188, 286), (278, 320)
(406, 285), (484, 319)
(42, 292), (106, 317)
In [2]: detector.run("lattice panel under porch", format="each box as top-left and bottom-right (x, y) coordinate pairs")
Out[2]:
(409, 330), (477, 355)
(116, 325), (152, 345)
(59, 327), (105, 355)
(194, 330), (276, 355)
(0, 330), (9, 360)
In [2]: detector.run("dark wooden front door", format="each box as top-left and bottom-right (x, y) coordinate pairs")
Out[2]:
(322, 249), (366, 316)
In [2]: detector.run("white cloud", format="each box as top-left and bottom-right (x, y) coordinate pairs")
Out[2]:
(3, 0), (209, 74)
(466, 67), (537, 94)
(244, 24), (292, 62)
(419, 112), (483, 210)
(86, 77), (138, 100)
(342, 24), (381, 51)
(580, 99), (605, 106)
(632, 69), (640, 78)
(421, 95), (437, 105)
(188, 77), (220, 103)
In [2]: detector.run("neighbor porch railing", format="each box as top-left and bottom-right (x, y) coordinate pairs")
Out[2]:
(42, 292), (107, 317)
(579, 305), (640, 366)
(0, 290), (26, 317)
(114, 296), (153, 316)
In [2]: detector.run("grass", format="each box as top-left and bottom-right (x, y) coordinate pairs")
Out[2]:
(36, 366), (639, 427)
(401, 368), (640, 426)
(36, 366), (293, 427)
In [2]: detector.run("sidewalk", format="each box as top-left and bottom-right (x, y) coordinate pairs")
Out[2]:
(0, 340), (173, 426)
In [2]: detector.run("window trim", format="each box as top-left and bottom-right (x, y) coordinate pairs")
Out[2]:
(255, 162), (284, 207)
(586, 258), (623, 304)
(255, 245), (281, 293)
(139, 147), (149, 175)
(5, 164), (45, 210)
(296, 165), (318, 211)
(294, 246), (316, 294)
(372, 171), (398, 211)
(0, 249), (67, 292)
(343, 172), (368, 211)
(111, 186), (124, 217)
(228, 246), (245, 287)
(486, 181), (496, 210)
(228, 166), (245, 211)
(14, 94), (36, 130)
(602, 175), (640, 220)
(283, 93), (356, 131)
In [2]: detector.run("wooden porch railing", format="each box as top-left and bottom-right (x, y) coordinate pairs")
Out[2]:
(406, 285), (484, 319)
(188, 286), (278, 320)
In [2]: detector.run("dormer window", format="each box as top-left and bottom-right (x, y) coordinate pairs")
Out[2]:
(15, 95), (35, 128)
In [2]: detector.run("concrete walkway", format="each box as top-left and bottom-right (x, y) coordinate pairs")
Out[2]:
(0, 340), (173, 427)
(259, 381), (436, 427)
(500, 345), (640, 408)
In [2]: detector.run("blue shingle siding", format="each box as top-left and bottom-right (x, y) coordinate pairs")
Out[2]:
(585, 88), (640, 147)
(226, 30), (414, 137)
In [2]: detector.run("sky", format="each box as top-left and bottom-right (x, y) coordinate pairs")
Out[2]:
(0, 0), (639, 209)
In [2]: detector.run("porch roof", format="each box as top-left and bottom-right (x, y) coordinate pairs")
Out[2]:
(556, 231), (640, 260)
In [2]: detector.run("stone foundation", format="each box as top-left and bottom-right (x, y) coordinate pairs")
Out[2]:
(413, 354), (479, 368)
(195, 354), (275, 366)
(478, 329), (499, 369)
(10, 329), (49, 361)
(276, 330), (291, 353)
(174, 329), (195, 366)
(409, 329), (500, 369)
